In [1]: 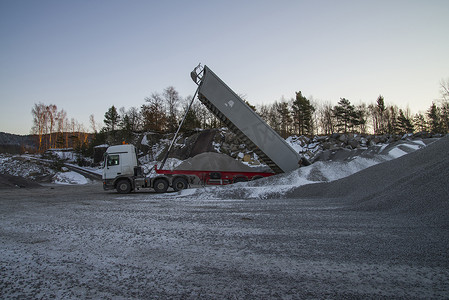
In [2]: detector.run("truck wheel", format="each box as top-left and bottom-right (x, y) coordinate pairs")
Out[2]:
(116, 179), (132, 194)
(153, 178), (169, 193)
(233, 177), (248, 183)
(173, 177), (188, 192)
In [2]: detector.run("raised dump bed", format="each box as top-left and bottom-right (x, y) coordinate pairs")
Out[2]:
(191, 65), (305, 174)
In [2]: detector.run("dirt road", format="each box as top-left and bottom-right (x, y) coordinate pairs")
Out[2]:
(1, 183), (448, 299)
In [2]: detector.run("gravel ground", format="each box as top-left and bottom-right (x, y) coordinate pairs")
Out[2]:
(1, 183), (448, 299)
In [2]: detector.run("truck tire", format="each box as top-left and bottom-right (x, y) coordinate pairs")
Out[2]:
(233, 177), (248, 183)
(172, 177), (188, 192)
(153, 178), (169, 193)
(116, 179), (132, 194)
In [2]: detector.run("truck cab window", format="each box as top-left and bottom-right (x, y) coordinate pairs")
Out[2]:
(107, 154), (120, 166)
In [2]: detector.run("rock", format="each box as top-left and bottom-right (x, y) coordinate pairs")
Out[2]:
(360, 137), (368, 147)
(348, 139), (359, 149)
(330, 133), (340, 140)
(379, 135), (388, 143)
(370, 137), (380, 145)
(338, 134), (348, 143)
(322, 142), (331, 150)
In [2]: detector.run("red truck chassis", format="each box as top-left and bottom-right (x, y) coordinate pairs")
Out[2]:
(155, 165), (274, 185)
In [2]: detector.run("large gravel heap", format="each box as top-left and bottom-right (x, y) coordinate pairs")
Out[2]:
(197, 135), (449, 226)
(175, 152), (254, 172)
(289, 135), (449, 226)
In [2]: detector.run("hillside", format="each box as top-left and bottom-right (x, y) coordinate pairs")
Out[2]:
(0, 132), (37, 153)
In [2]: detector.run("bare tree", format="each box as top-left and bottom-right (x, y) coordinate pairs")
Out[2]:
(46, 104), (57, 148)
(440, 78), (449, 102)
(89, 114), (97, 133)
(163, 86), (180, 132)
(56, 109), (67, 148)
(438, 78), (449, 133)
(317, 102), (334, 135)
(142, 93), (167, 132)
(256, 104), (271, 124)
(127, 107), (142, 132)
(31, 102), (48, 152)
(77, 123), (89, 148)
(309, 97), (319, 135)
(195, 102), (211, 128)
(376, 95), (386, 134)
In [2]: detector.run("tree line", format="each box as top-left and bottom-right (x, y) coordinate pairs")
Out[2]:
(259, 94), (448, 138)
(99, 86), (220, 145)
(31, 102), (92, 152)
(32, 78), (449, 152)
(100, 80), (449, 144)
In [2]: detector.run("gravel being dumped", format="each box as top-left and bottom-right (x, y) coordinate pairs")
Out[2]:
(175, 152), (254, 172)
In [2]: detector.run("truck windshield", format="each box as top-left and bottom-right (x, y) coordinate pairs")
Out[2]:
(107, 154), (120, 166)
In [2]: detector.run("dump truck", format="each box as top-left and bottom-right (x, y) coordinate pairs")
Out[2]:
(102, 144), (274, 193)
(102, 65), (307, 193)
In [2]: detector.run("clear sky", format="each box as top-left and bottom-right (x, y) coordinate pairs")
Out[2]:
(1, 0), (448, 135)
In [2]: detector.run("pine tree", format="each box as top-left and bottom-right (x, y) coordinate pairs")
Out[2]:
(333, 98), (355, 133)
(277, 100), (292, 138)
(427, 102), (441, 133)
(376, 95), (386, 134)
(386, 106), (399, 134)
(397, 109), (414, 134)
(181, 101), (202, 131)
(353, 104), (367, 134)
(118, 114), (133, 143)
(292, 91), (315, 135)
(413, 113), (427, 132)
(440, 101), (449, 133)
(104, 105), (120, 132)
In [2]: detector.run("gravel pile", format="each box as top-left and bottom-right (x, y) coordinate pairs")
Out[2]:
(288, 135), (449, 226)
(0, 174), (41, 189)
(175, 152), (254, 172)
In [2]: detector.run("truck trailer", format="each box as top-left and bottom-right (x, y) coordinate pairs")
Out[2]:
(102, 144), (274, 193)
(102, 65), (307, 194)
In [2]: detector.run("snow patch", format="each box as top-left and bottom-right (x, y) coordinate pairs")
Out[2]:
(285, 136), (306, 153)
(141, 135), (149, 146)
(53, 171), (89, 185)
(387, 147), (408, 158)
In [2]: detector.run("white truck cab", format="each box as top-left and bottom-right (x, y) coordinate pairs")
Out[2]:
(103, 144), (138, 179)
(102, 144), (146, 193)
(102, 144), (190, 194)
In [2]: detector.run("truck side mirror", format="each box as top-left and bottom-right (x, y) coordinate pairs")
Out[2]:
(103, 153), (109, 169)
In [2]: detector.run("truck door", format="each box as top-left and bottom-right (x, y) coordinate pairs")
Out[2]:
(104, 153), (122, 179)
